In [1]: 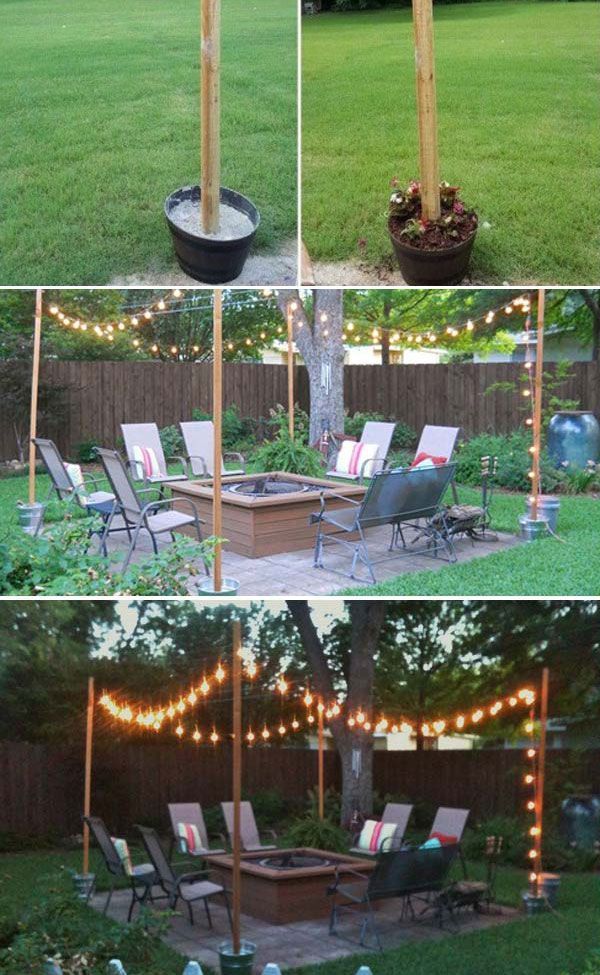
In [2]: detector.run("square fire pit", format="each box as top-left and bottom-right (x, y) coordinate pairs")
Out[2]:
(170, 472), (366, 558)
(205, 847), (375, 924)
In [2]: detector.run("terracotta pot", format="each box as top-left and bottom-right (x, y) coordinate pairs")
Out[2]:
(389, 219), (477, 285)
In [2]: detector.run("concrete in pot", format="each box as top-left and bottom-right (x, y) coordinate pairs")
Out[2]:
(165, 185), (260, 283)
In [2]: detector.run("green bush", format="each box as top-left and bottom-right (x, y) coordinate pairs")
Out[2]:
(263, 404), (311, 446)
(253, 426), (324, 476)
(158, 424), (184, 458)
(0, 514), (216, 595)
(283, 812), (349, 853)
(344, 411), (416, 450)
(192, 404), (256, 453)
(307, 786), (342, 823)
(462, 815), (528, 865)
(244, 789), (289, 829)
(73, 440), (100, 464)
(0, 875), (178, 975)
(454, 431), (561, 493)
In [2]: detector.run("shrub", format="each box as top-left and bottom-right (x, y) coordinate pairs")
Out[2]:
(462, 815), (528, 866)
(244, 789), (289, 829)
(454, 431), (561, 493)
(73, 440), (100, 463)
(158, 424), (184, 459)
(253, 426), (324, 477)
(307, 786), (342, 823)
(192, 404), (256, 452)
(264, 404), (311, 446)
(0, 514), (216, 596)
(344, 411), (416, 450)
(283, 812), (349, 853)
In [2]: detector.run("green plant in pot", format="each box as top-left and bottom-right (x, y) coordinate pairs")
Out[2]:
(387, 0), (478, 284)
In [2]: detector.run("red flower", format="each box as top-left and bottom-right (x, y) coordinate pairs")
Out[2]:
(453, 201), (465, 215)
(408, 180), (421, 195)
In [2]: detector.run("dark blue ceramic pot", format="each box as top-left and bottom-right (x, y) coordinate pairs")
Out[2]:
(547, 411), (600, 469)
(560, 795), (600, 849)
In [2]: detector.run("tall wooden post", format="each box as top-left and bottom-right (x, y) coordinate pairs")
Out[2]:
(317, 704), (325, 821)
(28, 289), (43, 504)
(535, 667), (549, 884)
(82, 677), (95, 875)
(213, 288), (223, 593)
(530, 289), (545, 521)
(232, 621), (242, 954)
(412, 0), (440, 221)
(287, 304), (295, 438)
(201, 0), (221, 233)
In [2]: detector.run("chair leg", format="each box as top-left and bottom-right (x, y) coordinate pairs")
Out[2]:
(104, 878), (115, 915)
(187, 900), (194, 925)
(122, 520), (144, 571)
(223, 890), (233, 931)
(127, 887), (137, 923)
(204, 897), (212, 929)
(329, 902), (338, 936)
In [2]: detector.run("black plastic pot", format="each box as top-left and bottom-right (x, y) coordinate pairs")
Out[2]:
(165, 185), (260, 283)
(389, 219), (477, 285)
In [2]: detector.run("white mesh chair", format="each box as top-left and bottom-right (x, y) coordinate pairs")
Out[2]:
(121, 423), (188, 489)
(327, 422), (396, 483)
(180, 421), (245, 478)
(221, 801), (277, 853)
(96, 447), (209, 572)
(429, 807), (470, 843)
(168, 803), (226, 859)
(349, 802), (413, 856)
(32, 438), (117, 549)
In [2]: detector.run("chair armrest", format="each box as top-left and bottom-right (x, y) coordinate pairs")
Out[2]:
(176, 868), (210, 887)
(262, 828), (277, 842)
(81, 472), (104, 491)
(125, 458), (147, 485)
(139, 496), (205, 525)
(224, 452), (245, 471)
(359, 456), (387, 483)
(186, 454), (209, 477)
(167, 455), (189, 477)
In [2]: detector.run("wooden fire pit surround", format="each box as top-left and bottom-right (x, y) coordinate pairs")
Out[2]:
(170, 472), (366, 558)
(205, 848), (375, 924)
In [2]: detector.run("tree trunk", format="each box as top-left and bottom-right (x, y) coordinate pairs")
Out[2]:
(277, 290), (345, 443)
(580, 290), (600, 362)
(286, 600), (386, 825)
(381, 329), (390, 367)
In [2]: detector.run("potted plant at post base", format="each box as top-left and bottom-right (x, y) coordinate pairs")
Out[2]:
(165, 0), (260, 283)
(388, 0), (478, 285)
(388, 180), (478, 285)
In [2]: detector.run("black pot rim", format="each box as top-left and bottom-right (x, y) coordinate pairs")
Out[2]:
(388, 216), (478, 256)
(165, 185), (260, 245)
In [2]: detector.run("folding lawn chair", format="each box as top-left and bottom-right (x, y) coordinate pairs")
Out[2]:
(32, 438), (117, 549)
(137, 824), (232, 929)
(221, 801), (277, 853)
(180, 420), (245, 478)
(349, 803), (413, 856)
(96, 447), (209, 572)
(326, 421), (396, 483)
(84, 815), (157, 922)
(121, 423), (188, 491)
(168, 802), (226, 859)
(428, 807), (470, 876)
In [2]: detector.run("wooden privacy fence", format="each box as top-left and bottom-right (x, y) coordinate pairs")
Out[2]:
(1, 360), (598, 462)
(1, 740), (599, 839)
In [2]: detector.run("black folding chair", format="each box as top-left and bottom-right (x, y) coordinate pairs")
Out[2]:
(137, 824), (232, 930)
(84, 815), (156, 921)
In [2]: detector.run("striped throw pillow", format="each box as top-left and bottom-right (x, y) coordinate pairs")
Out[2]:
(131, 444), (161, 480)
(111, 836), (133, 876)
(177, 822), (204, 855)
(357, 819), (398, 853)
(335, 441), (380, 477)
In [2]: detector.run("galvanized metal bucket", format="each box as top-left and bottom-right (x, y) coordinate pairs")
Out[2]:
(198, 577), (240, 596)
(518, 515), (549, 542)
(218, 940), (256, 975)
(72, 872), (95, 901)
(16, 501), (44, 535)
(526, 496), (559, 534)
(539, 872), (560, 908)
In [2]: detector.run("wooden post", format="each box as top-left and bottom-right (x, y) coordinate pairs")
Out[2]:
(28, 289), (43, 504)
(535, 667), (549, 884)
(530, 289), (545, 521)
(287, 304), (295, 438)
(412, 0), (441, 221)
(232, 621), (242, 954)
(82, 677), (95, 875)
(317, 704), (325, 821)
(201, 0), (221, 234)
(213, 288), (223, 593)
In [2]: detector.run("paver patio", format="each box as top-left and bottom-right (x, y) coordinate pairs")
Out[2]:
(90, 888), (519, 969)
(102, 517), (520, 595)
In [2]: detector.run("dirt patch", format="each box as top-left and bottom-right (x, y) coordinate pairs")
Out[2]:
(389, 211), (477, 250)
(109, 239), (298, 287)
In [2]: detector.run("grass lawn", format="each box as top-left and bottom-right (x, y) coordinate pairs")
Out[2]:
(344, 485), (600, 596)
(302, 2), (600, 284)
(1, 848), (598, 975)
(1, 472), (599, 595)
(0, 0), (296, 285)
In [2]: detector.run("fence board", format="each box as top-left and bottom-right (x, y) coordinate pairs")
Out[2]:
(1, 361), (598, 462)
(1, 740), (599, 838)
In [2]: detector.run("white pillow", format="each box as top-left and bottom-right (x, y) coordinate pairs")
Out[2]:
(63, 462), (88, 502)
(357, 819), (398, 853)
(335, 441), (380, 477)
(131, 444), (161, 480)
(412, 457), (435, 470)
